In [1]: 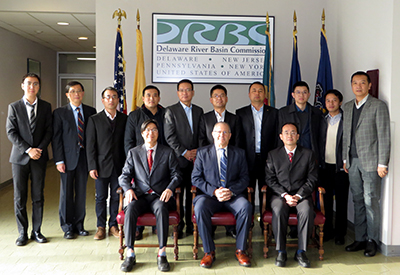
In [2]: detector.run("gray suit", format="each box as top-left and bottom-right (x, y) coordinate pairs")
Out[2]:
(343, 95), (390, 242)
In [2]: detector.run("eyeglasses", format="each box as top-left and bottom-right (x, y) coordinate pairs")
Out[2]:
(282, 131), (298, 136)
(25, 81), (39, 87)
(103, 95), (118, 100)
(178, 88), (193, 93)
(144, 128), (158, 133)
(69, 90), (83, 94)
(213, 130), (230, 135)
(293, 91), (309, 95)
(212, 94), (226, 99)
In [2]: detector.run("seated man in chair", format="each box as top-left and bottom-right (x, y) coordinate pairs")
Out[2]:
(192, 122), (252, 268)
(265, 122), (318, 268)
(119, 119), (182, 272)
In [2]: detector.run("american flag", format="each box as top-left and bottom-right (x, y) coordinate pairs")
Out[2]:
(113, 28), (127, 114)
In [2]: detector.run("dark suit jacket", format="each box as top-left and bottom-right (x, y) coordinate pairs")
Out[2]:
(235, 104), (279, 170)
(6, 98), (52, 165)
(265, 145), (318, 199)
(319, 110), (344, 172)
(86, 110), (127, 178)
(278, 102), (323, 158)
(198, 110), (241, 147)
(124, 104), (166, 154)
(119, 144), (182, 197)
(191, 144), (249, 201)
(164, 102), (204, 168)
(52, 103), (96, 170)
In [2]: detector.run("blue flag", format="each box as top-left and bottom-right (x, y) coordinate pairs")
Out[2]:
(287, 30), (301, 106)
(314, 29), (333, 110)
(263, 29), (275, 107)
(113, 28), (127, 114)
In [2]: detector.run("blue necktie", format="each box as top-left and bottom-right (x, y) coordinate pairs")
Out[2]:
(219, 148), (227, 187)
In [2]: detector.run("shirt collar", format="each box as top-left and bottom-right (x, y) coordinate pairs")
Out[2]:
(326, 112), (342, 126)
(295, 103), (308, 112)
(70, 102), (83, 112)
(180, 101), (192, 110)
(251, 104), (264, 113)
(145, 143), (158, 152)
(355, 94), (369, 109)
(214, 110), (226, 122)
(284, 146), (297, 155)
(23, 96), (37, 106)
(104, 109), (117, 120)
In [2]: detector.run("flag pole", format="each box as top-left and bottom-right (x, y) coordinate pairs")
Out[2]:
(322, 9), (325, 31)
(136, 9), (140, 31)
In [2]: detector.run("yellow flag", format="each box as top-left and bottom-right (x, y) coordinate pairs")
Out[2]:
(132, 28), (146, 111)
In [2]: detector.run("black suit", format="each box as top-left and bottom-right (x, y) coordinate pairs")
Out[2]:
(6, 98), (52, 235)
(198, 110), (241, 147)
(52, 103), (96, 232)
(119, 144), (182, 249)
(265, 145), (318, 251)
(86, 110), (127, 228)
(164, 102), (204, 232)
(192, 144), (252, 253)
(235, 104), (279, 214)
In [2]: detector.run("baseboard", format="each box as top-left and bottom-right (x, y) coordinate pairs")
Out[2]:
(380, 243), (400, 256)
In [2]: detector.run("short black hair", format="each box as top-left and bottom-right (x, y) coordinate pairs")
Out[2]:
(292, 81), (309, 93)
(177, 79), (194, 91)
(351, 71), (371, 83)
(281, 122), (299, 134)
(140, 119), (159, 133)
(22, 73), (41, 86)
(325, 89), (343, 103)
(101, 86), (118, 98)
(142, 85), (161, 97)
(210, 84), (227, 97)
(65, 81), (84, 93)
(248, 81), (265, 92)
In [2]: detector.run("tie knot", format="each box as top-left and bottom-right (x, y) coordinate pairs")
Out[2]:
(76, 107), (80, 112)
(219, 148), (225, 154)
(26, 102), (35, 108)
(288, 152), (294, 162)
(148, 149), (154, 155)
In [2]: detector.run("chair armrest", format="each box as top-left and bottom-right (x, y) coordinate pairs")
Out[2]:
(117, 187), (124, 213)
(247, 187), (254, 202)
(318, 187), (326, 216)
(174, 187), (181, 217)
(191, 186), (197, 217)
(261, 185), (268, 213)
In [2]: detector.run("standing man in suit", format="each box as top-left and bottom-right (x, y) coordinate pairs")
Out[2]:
(164, 79), (204, 238)
(236, 81), (278, 219)
(6, 73), (52, 246)
(343, 71), (390, 257)
(52, 81), (96, 239)
(265, 122), (318, 268)
(119, 119), (182, 272)
(86, 87), (127, 240)
(319, 89), (349, 245)
(192, 122), (252, 268)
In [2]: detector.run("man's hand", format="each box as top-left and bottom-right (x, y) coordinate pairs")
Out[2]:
(284, 194), (298, 207)
(56, 163), (66, 173)
(183, 149), (197, 161)
(214, 187), (232, 202)
(343, 163), (349, 173)
(160, 189), (173, 202)
(125, 189), (138, 204)
(28, 148), (42, 160)
(89, 170), (98, 180)
(377, 166), (388, 178)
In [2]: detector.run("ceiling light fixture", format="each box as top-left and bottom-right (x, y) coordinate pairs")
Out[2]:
(57, 22), (69, 26)
(78, 37), (88, 40)
(77, 57), (96, 61)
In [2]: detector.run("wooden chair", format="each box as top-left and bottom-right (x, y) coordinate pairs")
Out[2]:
(261, 185), (326, 260)
(116, 187), (181, 260)
(191, 186), (254, 260)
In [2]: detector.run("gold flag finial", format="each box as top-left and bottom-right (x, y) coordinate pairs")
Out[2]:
(136, 9), (140, 30)
(266, 12), (270, 33)
(293, 10), (297, 31)
(322, 9), (325, 31)
(112, 8), (127, 29)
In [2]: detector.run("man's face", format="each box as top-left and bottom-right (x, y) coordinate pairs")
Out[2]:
(351, 74), (371, 99)
(177, 82), (194, 105)
(141, 123), (159, 146)
(248, 83), (265, 104)
(212, 123), (231, 148)
(292, 86), (310, 105)
(66, 84), (84, 106)
(210, 89), (228, 109)
(143, 88), (160, 109)
(279, 124), (299, 147)
(325, 93), (342, 113)
(21, 76), (40, 98)
(101, 89), (119, 111)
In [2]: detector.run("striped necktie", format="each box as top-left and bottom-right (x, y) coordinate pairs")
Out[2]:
(219, 148), (227, 187)
(288, 152), (293, 163)
(26, 102), (36, 133)
(147, 149), (154, 172)
(76, 107), (84, 148)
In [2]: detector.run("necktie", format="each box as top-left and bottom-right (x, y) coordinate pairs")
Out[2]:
(147, 149), (154, 172)
(77, 107), (84, 148)
(219, 148), (227, 187)
(26, 102), (36, 133)
(288, 152), (293, 163)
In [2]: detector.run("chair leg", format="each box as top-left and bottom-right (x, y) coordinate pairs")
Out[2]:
(263, 222), (269, 258)
(118, 224), (125, 260)
(193, 223), (198, 260)
(318, 224), (324, 260)
(248, 223), (253, 258)
(173, 224), (179, 260)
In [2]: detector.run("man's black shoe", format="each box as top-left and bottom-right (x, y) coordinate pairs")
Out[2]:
(157, 255), (170, 272)
(120, 256), (136, 272)
(64, 231), (75, 239)
(275, 252), (287, 267)
(16, 234), (28, 246)
(226, 229), (237, 239)
(345, 241), (366, 252)
(364, 239), (378, 257)
(31, 231), (47, 243)
(335, 236), (345, 245)
(294, 251), (311, 268)
(78, 229), (89, 236)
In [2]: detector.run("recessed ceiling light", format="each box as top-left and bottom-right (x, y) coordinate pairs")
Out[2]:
(57, 22), (69, 26)
(77, 57), (96, 61)
(78, 37), (88, 40)
(35, 30), (43, 34)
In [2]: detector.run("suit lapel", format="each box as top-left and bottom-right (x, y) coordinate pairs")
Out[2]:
(17, 99), (31, 130)
(176, 102), (193, 135)
(208, 146), (219, 182)
(151, 145), (164, 175)
(356, 98), (371, 128)
(139, 145), (150, 175)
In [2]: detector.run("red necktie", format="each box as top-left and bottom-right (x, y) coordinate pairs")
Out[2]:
(288, 152), (293, 163)
(147, 149), (154, 171)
